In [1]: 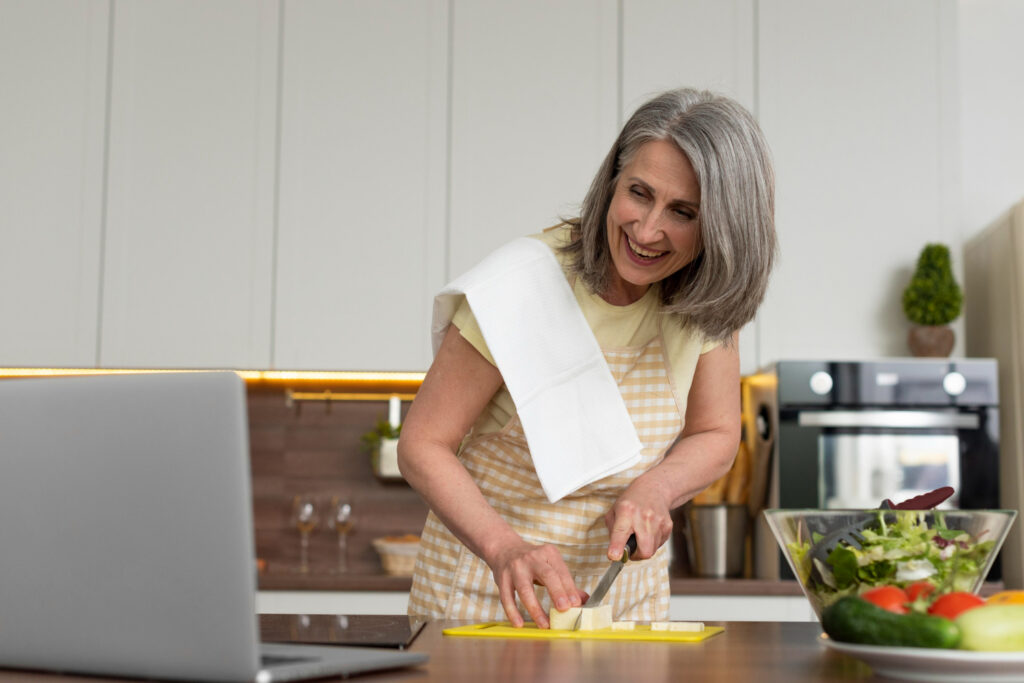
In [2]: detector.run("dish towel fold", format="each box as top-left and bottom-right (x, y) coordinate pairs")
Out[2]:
(433, 237), (643, 503)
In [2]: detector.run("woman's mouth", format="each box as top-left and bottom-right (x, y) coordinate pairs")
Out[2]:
(625, 234), (668, 262)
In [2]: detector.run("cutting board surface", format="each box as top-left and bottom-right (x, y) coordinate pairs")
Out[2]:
(443, 622), (724, 642)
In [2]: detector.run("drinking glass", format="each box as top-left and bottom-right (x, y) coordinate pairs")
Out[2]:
(290, 494), (318, 573)
(327, 496), (354, 573)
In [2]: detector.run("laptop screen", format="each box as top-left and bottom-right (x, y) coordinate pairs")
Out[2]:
(0, 373), (263, 681)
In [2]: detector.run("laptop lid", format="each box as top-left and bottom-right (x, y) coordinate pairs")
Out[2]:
(0, 372), (425, 682)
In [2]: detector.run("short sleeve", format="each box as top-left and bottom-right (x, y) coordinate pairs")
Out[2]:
(451, 296), (497, 366)
(700, 337), (722, 354)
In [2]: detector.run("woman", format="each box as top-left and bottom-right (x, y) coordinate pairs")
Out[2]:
(398, 88), (776, 628)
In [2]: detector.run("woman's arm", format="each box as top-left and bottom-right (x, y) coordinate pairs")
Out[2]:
(397, 324), (585, 627)
(604, 334), (742, 561)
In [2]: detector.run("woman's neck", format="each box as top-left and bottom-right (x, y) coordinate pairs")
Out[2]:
(600, 275), (650, 306)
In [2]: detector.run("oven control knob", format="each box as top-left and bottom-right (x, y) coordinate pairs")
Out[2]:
(809, 371), (833, 395)
(943, 371), (967, 396)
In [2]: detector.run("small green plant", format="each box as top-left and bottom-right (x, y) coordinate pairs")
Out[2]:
(902, 244), (962, 326)
(360, 419), (401, 453)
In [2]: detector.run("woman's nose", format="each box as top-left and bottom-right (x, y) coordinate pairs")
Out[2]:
(634, 210), (663, 243)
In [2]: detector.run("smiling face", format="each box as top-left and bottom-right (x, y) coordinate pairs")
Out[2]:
(603, 138), (702, 305)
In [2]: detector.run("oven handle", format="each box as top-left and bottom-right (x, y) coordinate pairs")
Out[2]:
(796, 410), (980, 429)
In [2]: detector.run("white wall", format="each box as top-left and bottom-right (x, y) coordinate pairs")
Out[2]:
(957, 0), (1024, 239)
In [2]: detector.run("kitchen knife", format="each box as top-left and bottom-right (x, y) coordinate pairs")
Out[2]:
(571, 533), (637, 631)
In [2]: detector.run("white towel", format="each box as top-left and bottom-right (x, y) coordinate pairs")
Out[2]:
(433, 237), (643, 503)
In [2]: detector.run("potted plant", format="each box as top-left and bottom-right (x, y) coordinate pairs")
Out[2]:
(902, 243), (962, 357)
(361, 418), (402, 480)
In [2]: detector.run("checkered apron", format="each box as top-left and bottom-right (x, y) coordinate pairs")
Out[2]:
(408, 330), (684, 622)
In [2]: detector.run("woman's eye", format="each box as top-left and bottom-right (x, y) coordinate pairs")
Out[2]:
(629, 186), (648, 199)
(673, 208), (696, 221)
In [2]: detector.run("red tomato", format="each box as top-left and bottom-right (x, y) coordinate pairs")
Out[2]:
(861, 586), (910, 614)
(905, 581), (936, 602)
(927, 592), (986, 619)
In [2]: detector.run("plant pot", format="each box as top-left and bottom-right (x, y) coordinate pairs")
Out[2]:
(907, 325), (954, 357)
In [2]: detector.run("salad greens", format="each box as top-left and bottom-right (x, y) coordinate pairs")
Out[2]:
(788, 511), (996, 611)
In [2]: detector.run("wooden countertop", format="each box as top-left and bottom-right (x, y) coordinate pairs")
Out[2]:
(256, 616), (874, 682)
(0, 615), (1002, 682)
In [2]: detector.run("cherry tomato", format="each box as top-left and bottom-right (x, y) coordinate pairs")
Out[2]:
(905, 581), (936, 603)
(927, 591), (986, 619)
(861, 586), (910, 614)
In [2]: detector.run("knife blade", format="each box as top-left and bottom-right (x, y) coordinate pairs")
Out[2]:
(571, 533), (637, 631)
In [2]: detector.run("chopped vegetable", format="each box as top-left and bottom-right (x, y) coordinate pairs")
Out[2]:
(861, 586), (910, 614)
(956, 604), (1024, 651)
(905, 580), (936, 603)
(822, 596), (961, 649)
(928, 592), (986, 619)
(547, 605), (612, 631)
(787, 510), (995, 612)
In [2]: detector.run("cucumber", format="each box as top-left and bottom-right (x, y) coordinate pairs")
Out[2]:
(955, 605), (1024, 651)
(822, 597), (961, 649)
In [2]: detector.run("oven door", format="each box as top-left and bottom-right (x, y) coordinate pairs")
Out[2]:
(818, 430), (961, 509)
(777, 409), (991, 509)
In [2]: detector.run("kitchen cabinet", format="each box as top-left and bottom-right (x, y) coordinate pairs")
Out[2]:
(2, 1), (987, 373)
(100, 0), (278, 368)
(0, 0), (108, 367)
(621, 0), (760, 373)
(622, 0), (755, 117)
(272, 0), (448, 371)
(447, 0), (619, 278)
(754, 0), (959, 363)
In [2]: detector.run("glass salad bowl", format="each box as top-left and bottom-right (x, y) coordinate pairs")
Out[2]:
(764, 509), (1017, 620)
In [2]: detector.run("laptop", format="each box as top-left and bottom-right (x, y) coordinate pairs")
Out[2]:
(0, 372), (427, 682)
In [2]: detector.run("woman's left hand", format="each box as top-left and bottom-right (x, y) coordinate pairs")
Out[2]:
(604, 478), (673, 561)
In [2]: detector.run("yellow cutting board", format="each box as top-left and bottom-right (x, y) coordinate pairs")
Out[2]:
(443, 622), (724, 642)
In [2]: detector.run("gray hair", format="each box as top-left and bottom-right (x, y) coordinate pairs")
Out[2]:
(561, 88), (777, 343)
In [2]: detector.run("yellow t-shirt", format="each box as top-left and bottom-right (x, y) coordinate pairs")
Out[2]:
(451, 224), (720, 436)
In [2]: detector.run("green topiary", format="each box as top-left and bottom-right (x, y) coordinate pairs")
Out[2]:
(902, 243), (962, 326)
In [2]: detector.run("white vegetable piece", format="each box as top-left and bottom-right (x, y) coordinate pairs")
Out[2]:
(669, 621), (704, 632)
(611, 621), (636, 631)
(548, 604), (613, 631)
(651, 620), (704, 632)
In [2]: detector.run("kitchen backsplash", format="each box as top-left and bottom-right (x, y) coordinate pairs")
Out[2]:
(247, 389), (428, 575)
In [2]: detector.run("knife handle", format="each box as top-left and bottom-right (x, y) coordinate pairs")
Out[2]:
(623, 533), (637, 562)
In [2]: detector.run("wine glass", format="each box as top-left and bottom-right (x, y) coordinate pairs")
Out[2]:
(327, 496), (354, 573)
(290, 494), (318, 573)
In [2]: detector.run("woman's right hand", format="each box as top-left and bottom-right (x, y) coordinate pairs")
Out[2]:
(488, 539), (587, 629)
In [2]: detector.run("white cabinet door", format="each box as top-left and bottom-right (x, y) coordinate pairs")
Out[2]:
(0, 1), (108, 367)
(622, 0), (755, 112)
(274, 0), (448, 371)
(448, 0), (619, 278)
(755, 0), (956, 363)
(100, 0), (277, 368)
(622, 0), (761, 373)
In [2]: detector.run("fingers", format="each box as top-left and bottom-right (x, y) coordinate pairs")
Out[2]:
(606, 498), (673, 560)
(512, 567), (547, 628)
(606, 506), (636, 561)
(497, 572), (525, 628)
(534, 546), (583, 612)
(492, 542), (581, 629)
